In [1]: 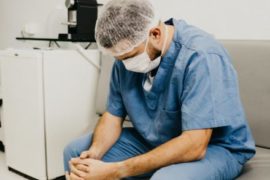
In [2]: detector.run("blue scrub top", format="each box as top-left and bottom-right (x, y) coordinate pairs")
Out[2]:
(106, 18), (255, 165)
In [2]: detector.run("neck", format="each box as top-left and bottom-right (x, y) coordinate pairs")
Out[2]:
(162, 24), (175, 57)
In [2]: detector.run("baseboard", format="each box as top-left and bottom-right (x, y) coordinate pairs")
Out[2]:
(54, 175), (66, 180)
(8, 167), (38, 180)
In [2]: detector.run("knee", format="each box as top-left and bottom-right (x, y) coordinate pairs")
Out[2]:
(151, 166), (193, 180)
(63, 133), (93, 160)
(151, 168), (169, 180)
(63, 141), (79, 159)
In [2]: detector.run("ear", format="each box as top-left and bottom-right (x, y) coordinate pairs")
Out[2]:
(148, 27), (163, 50)
(149, 27), (162, 41)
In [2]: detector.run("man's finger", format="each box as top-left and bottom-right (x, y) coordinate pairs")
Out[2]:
(70, 158), (82, 165)
(70, 172), (84, 180)
(71, 157), (91, 165)
(76, 164), (89, 173)
(65, 172), (70, 180)
(80, 151), (88, 159)
(75, 158), (93, 166)
(69, 161), (86, 178)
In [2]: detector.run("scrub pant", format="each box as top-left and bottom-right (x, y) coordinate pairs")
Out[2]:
(63, 128), (243, 180)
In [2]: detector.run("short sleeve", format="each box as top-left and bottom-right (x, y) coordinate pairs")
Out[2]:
(106, 62), (127, 118)
(180, 52), (242, 130)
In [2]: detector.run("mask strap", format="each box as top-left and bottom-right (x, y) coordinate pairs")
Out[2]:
(145, 20), (167, 54)
(144, 37), (150, 51)
(144, 19), (161, 52)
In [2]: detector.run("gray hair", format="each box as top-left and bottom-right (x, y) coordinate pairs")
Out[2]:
(95, 0), (156, 56)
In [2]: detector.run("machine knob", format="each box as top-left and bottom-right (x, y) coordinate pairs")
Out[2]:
(65, 0), (75, 8)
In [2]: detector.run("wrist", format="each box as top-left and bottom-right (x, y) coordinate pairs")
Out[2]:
(115, 161), (129, 179)
(88, 146), (103, 159)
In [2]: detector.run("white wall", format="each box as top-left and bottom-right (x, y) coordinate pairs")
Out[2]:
(0, 0), (67, 49)
(152, 0), (270, 40)
(0, 0), (270, 49)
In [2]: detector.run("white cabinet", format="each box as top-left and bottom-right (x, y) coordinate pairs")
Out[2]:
(0, 49), (100, 179)
(0, 61), (4, 145)
(0, 108), (4, 144)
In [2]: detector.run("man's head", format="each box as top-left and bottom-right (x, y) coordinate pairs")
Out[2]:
(95, 0), (167, 61)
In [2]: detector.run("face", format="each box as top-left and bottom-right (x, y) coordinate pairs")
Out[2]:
(115, 25), (164, 61)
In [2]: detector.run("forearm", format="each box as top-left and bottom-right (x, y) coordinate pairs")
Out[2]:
(117, 129), (212, 178)
(90, 112), (123, 159)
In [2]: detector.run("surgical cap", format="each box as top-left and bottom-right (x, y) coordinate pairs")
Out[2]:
(95, 0), (157, 56)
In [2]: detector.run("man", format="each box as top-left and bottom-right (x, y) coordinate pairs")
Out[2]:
(64, 0), (255, 179)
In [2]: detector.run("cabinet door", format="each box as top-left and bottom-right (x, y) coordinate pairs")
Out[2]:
(1, 50), (47, 180)
(43, 50), (100, 179)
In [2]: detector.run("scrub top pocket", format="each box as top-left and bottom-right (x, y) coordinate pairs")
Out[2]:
(155, 109), (182, 145)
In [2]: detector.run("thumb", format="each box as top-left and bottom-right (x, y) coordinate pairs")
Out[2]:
(80, 151), (88, 159)
(65, 172), (70, 180)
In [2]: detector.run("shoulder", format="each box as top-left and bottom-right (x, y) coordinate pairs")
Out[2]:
(173, 19), (228, 56)
(171, 20), (233, 73)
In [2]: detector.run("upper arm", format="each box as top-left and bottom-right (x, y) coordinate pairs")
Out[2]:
(103, 111), (124, 125)
(180, 52), (239, 130)
(106, 62), (127, 119)
(182, 129), (212, 146)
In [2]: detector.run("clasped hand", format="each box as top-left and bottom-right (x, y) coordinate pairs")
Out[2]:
(66, 150), (120, 180)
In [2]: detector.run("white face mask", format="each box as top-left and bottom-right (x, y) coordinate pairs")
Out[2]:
(122, 25), (169, 73)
